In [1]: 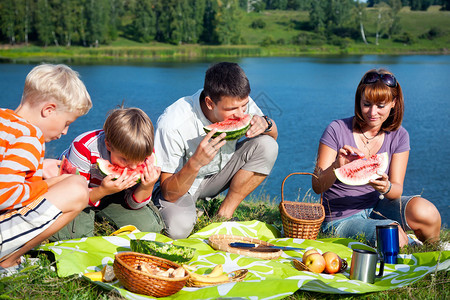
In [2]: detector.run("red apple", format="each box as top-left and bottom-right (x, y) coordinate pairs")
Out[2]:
(302, 249), (320, 263)
(322, 251), (342, 274)
(303, 252), (326, 273)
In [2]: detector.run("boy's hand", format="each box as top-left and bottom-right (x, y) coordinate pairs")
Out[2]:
(42, 158), (61, 179)
(100, 168), (139, 194)
(139, 158), (161, 189)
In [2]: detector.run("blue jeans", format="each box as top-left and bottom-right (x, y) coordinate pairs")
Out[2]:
(321, 196), (416, 246)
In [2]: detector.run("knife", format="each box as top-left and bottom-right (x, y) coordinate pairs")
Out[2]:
(229, 242), (304, 251)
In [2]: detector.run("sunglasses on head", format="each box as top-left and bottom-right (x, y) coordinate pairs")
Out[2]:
(362, 72), (397, 87)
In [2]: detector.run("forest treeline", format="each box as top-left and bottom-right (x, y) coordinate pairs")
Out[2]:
(0, 0), (449, 47)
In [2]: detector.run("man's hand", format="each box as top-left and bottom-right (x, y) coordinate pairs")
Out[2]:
(189, 128), (226, 171)
(246, 115), (268, 138)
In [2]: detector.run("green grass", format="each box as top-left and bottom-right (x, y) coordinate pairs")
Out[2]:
(1, 196), (448, 300)
(1, 6), (449, 62)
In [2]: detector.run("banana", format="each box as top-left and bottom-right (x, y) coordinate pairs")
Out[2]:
(184, 267), (229, 284)
(109, 225), (140, 236)
(207, 264), (224, 277)
(83, 265), (115, 282)
(83, 270), (103, 281)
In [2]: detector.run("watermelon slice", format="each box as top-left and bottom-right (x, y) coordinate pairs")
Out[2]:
(203, 114), (252, 141)
(334, 152), (389, 186)
(58, 155), (80, 175)
(97, 153), (156, 182)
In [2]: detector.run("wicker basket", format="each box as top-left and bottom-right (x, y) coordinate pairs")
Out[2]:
(113, 252), (188, 298)
(279, 172), (325, 240)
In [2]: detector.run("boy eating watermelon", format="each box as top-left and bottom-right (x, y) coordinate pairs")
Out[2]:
(48, 107), (164, 241)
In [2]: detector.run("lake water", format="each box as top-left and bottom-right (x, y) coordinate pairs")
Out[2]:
(1, 56), (449, 226)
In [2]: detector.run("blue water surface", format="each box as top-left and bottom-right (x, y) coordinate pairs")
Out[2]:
(1, 55), (449, 226)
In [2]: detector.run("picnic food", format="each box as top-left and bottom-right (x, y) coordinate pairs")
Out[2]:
(83, 265), (116, 282)
(302, 249), (320, 263)
(138, 263), (186, 278)
(303, 252), (326, 273)
(322, 251), (342, 274)
(58, 155), (80, 175)
(203, 114), (252, 140)
(334, 152), (389, 186)
(130, 239), (196, 263)
(182, 264), (229, 284)
(97, 153), (156, 182)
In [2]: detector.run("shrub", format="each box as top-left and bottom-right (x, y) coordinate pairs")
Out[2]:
(250, 19), (266, 29)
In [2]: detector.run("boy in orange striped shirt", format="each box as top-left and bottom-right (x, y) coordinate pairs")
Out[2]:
(0, 64), (92, 276)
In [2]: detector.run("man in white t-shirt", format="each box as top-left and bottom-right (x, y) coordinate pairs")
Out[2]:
(153, 62), (278, 239)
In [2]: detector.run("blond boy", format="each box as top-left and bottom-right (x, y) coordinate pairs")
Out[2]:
(0, 64), (92, 275)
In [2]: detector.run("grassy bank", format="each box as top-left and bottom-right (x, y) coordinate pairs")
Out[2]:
(1, 196), (449, 300)
(1, 6), (449, 63)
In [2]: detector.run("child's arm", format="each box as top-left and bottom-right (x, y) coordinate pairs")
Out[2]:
(0, 136), (48, 211)
(89, 168), (139, 205)
(125, 158), (161, 209)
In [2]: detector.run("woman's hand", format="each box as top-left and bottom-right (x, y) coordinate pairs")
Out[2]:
(335, 145), (365, 168)
(369, 171), (391, 195)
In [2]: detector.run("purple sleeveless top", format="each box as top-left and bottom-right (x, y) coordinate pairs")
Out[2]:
(319, 117), (410, 222)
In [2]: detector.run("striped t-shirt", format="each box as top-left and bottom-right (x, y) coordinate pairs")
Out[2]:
(0, 109), (48, 212)
(60, 129), (152, 209)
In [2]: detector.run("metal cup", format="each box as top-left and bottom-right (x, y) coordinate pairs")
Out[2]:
(376, 224), (399, 264)
(349, 249), (384, 284)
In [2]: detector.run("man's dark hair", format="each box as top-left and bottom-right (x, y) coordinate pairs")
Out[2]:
(203, 62), (251, 103)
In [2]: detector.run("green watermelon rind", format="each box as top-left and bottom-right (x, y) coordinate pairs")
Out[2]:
(203, 115), (252, 141)
(130, 239), (195, 263)
(334, 152), (389, 186)
(96, 158), (141, 183)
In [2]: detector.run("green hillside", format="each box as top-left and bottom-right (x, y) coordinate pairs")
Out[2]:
(1, 6), (449, 62)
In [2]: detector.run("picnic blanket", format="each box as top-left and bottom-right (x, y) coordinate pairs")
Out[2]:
(37, 221), (450, 299)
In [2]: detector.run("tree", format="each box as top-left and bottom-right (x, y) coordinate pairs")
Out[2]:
(85, 0), (110, 46)
(355, 0), (368, 44)
(215, 0), (242, 44)
(35, 0), (53, 46)
(309, 0), (326, 33)
(131, 0), (156, 42)
(200, 0), (218, 44)
(0, 0), (16, 44)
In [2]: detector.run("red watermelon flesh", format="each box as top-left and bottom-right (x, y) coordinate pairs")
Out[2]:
(97, 154), (156, 182)
(334, 152), (389, 186)
(58, 155), (80, 175)
(203, 114), (252, 140)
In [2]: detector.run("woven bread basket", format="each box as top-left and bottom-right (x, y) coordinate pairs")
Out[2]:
(279, 172), (325, 240)
(113, 252), (188, 297)
(208, 234), (282, 260)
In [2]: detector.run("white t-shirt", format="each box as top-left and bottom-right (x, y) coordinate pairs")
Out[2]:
(154, 89), (263, 195)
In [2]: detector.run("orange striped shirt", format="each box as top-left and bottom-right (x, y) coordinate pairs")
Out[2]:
(0, 109), (48, 212)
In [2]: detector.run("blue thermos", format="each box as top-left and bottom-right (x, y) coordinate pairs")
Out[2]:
(376, 224), (399, 264)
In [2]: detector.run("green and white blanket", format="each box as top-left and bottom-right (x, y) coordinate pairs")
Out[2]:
(38, 221), (450, 299)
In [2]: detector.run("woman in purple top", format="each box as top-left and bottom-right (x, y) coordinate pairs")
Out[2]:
(312, 68), (441, 247)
